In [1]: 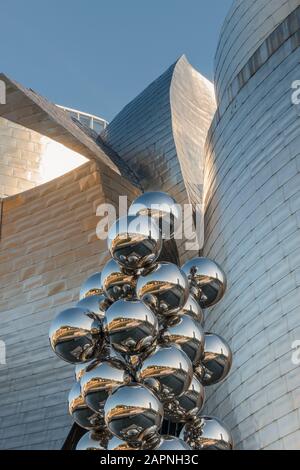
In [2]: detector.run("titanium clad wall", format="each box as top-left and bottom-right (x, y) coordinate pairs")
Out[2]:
(203, 3), (300, 450)
(102, 55), (216, 261)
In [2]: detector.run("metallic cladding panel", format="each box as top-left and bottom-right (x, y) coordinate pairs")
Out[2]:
(203, 2), (300, 450)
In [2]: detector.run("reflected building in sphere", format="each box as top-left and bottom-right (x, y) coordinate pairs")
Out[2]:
(0, 0), (300, 451)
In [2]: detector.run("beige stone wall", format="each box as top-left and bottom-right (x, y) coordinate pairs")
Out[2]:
(0, 161), (140, 449)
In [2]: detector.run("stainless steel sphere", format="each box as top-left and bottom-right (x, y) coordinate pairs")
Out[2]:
(76, 431), (106, 450)
(137, 262), (189, 316)
(201, 333), (232, 386)
(49, 307), (102, 364)
(104, 383), (163, 443)
(68, 382), (103, 430)
(154, 436), (192, 450)
(103, 299), (158, 356)
(180, 416), (233, 450)
(107, 436), (137, 451)
(136, 344), (193, 401)
(181, 257), (227, 308)
(107, 215), (162, 270)
(161, 315), (205, 366)
(164, 375), (205, 423)
(77, 294), (111, 321)
(81, 359), (130, 413)
(128, 191), (180, 239)
(79, 272), (103, 300)
(101, 258), (137, 302)
(181, 294), (205, 326)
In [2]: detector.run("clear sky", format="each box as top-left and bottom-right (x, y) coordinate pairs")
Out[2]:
(0, 0), (232, 121)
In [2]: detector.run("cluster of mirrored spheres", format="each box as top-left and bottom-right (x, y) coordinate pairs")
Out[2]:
(49, 191), (234, 451)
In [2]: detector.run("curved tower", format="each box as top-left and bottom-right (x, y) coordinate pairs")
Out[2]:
(203, 0), (300, 450)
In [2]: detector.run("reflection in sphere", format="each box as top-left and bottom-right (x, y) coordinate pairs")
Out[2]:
(101, 258), (137, 302)
(137, 345), (193, 401)
(181, 294), (205, 326)
(75, 359), (98, 382)
(164, 375), (205, 422)
(180, 416), (233, 450)
(103, 299), (158, 356)
(137, 262), (189, 316)
(79, 272), (103, 300)
(104, 383), (163, 443)
(107, 215), (162, 270)
(201, 333), (232, 386)
(77, 294), (111, 321)
(181, 257), (227, 308)
(49, 307), (102, 364)
(68, 382), (103, 430)
(81, 359), (130, 413)
(161, 314), (204, 366)
(76, 431), (106, 450)
(107, 436), (138, 451)
(154, 436), (192, 450)
(128, 191), (180, 239)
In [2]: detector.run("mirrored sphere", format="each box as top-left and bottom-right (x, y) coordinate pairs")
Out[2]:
(181, 257), (227, 308)
(79, 272), (103, 300)
(128, 191), (180, 239)
(68, 382), (103, 430)
(102, 258), (137, 302)
(181, 294), (205, 326)
(137, 345), (193, 401)
(161, 315), (204, 366)
(107, 215), (162, 270)
(103, 299), (158, 356)
(164, 375), (205, 422)
(201, 333), (232, 386)
(81, 359), (130, 413)
(104, 384), (163, 443)
(107, 436), (138, 451)
(137, 262), (189, 316)
(49, 307), (102, 364)
(77, 294), (110, 321)
(180, 416), (233, 450)
(154, 436), (192, 450)
(76, 431), (106, 450)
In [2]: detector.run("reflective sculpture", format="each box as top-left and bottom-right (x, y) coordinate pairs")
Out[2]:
(180, 416), (233, 450)
(79, 272), (103, 300)
(182, 257), (227, 308)
(128, 191), (180, 239)
(200, 333), (232, 386)
(49, 307), (102, 364)
(137, 262), (189, 316)
(107, 215), (162, 270)
(104, 384), (163, 444)
(50, 190), (234, 450)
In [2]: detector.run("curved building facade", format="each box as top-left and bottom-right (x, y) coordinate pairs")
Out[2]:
(203, 0), (300, 450)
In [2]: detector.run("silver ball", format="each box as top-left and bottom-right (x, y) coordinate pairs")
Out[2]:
(137, 344), (193, 401)
(181, 294), (205, 326)
(104, 383), (163, 443)
(76, 431), (106, 450)
(154, 436), (192, 450)
(137, 262), (189, 316)
(107, 215), (162, 270)
(79, 272), (103, 300)
(103, 299), (158, 356)
(201, 333), (232, 386)
(68, 382), (103, 430)
(77, 294), (111, 321)
(81, 359), (131, 413)
(180, 416), (233, 450)
(49, 307), (102, 364)
(161, 315), (204, 366)
(164, 375), (205, 423)
(128, 191), (180, 239)
(107, 436), (138, 451)
(101, 258), (137, 302)
(182, 257), (227, 308)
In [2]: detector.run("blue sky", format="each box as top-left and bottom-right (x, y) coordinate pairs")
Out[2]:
(0, 0), (232, 121)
